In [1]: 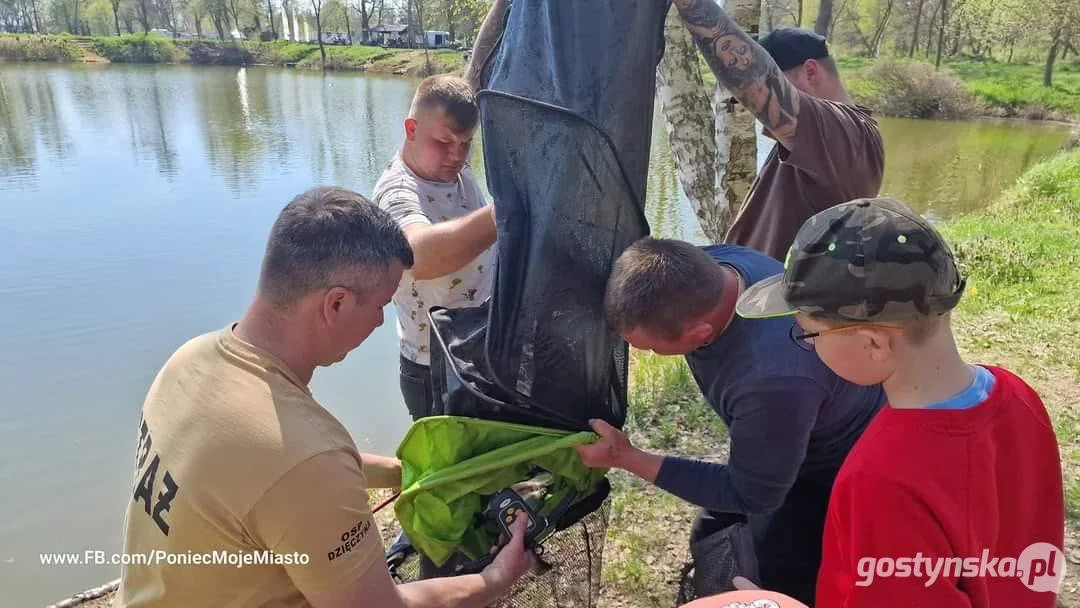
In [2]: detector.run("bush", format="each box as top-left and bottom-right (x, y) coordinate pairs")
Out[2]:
(863, 58), (978, 119)
(0, 35), (80, 62)
(181, 40), (257, 65)
(91, 35), (183, 64)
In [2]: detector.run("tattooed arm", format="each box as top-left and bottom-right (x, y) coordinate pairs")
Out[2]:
(464, 0), (509, 91)
(672, 0), (802, 150)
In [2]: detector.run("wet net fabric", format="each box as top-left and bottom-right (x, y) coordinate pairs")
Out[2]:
(428, 0), (667, 430)
(402, 0), (670, 605)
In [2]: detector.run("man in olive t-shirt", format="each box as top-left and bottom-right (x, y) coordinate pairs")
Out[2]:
(118, 187), (535, 608)
(669, 7), (885, 261)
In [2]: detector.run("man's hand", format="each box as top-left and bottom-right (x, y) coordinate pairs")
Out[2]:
(576, 419), (665, 483)
(575, 419), (633, 469)
(481, 513), (537, 590)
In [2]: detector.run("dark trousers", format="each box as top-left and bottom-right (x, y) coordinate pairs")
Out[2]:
(399, 355), (434, 421)
(689, 472), (835, 605)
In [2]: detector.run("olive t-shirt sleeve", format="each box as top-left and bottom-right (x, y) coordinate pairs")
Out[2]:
(780, 90), (885, 210)
(246, 448), (383, 595)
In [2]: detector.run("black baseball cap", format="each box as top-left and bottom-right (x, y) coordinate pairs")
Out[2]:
(759, 28), (831, 72)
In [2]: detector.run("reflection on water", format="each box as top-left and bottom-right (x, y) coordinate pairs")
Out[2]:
(875, 116), (1068, 222)
(0, 63), (1069, 606)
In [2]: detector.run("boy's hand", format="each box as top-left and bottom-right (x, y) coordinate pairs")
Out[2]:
(733, 576), (759, 590)
(575, 419), (632, 469)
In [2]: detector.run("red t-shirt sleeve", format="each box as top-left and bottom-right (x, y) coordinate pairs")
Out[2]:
(817, 471), (974, 608)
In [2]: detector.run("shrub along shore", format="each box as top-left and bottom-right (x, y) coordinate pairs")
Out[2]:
(0, 33), (465, 76)
(2, 33), (1079, 121)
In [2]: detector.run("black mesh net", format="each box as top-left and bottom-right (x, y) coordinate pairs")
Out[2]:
(428, 0), (669, 432)
(676, 523), (760, 603)
(392, 498), (611, 608)
(413, 0), (670, 604)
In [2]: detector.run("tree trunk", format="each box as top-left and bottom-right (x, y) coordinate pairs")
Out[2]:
(193, 7), (203, 37)
(344, 2), (351, 43)
(313, 0), (326, 65)
(869, 0), (893, 56)
(30, 0), (42, 32)
(111, 0), (121, 35)
(909, 0), (924, 57)
(444, 0), (455, 42)
(656, 0), (761, 243)
(1044, 35), (1060, 87)
(813, 0), (832, 36)
(934, 0), (947, 68)
(361, 0), (370, 41)
(924, 0), (938, 57)
(656, 4), (724, 241)
(267, 0), (276, 38)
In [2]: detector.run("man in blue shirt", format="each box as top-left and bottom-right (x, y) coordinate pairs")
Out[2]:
(576, 237), (885, 604)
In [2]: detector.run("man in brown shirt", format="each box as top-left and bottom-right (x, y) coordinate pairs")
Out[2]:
(669, 11), (884, 261)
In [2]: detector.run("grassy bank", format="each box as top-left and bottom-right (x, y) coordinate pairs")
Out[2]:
(601, 148), (1080, 606)
(837, 57), (1080, 121)
(698, 52), (1080, 121)
(0, 33), (466, 77)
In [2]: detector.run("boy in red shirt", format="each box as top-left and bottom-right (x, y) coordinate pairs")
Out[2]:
(736, 196), (1065, 606)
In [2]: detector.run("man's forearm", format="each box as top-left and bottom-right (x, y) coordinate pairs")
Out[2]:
(359, 453), (401, 489)
(406, 207), (496, 280)
(464, 0), (508, 90)
(619, 447), (664, 483)
(671, 0), (800, 147)
(399, 571), (508, 608)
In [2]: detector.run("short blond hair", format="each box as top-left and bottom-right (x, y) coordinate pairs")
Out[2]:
(409, 74), (479, 132)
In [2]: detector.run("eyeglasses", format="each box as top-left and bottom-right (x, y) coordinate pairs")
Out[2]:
(789, 323), (903, 352)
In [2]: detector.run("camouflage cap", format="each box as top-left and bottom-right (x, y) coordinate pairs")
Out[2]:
(736, 197), (967, 321)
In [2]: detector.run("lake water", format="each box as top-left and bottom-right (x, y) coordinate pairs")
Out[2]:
(0, 63), (1069, 607)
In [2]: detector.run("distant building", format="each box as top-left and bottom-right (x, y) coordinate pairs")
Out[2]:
(368, 24), (409, 45)
(366, 24), (454, 48)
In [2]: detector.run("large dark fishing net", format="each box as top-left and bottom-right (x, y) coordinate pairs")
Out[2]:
(397, 0), (670, 605)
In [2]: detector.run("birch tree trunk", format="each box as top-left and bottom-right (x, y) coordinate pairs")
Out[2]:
(656, 4), (724, 241)
(656, 0), (761, 243)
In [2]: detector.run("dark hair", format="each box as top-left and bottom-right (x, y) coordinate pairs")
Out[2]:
(604, 237), (727, 338)
(411, 74), (479, 132)
(258, 187), (413, 309)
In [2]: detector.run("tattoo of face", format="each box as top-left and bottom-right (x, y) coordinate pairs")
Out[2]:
(674, 0), (801, 144)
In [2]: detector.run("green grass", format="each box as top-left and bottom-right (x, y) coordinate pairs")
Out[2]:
(0, 33), (80, 62)
(947, 60), (1080, 117)
(92, 34), (184, 63)
(296, 43), (391, 69)
(703, 52), (1080, 119)
(943, 149), (1080, 373)
(626, 350), (726, 453)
